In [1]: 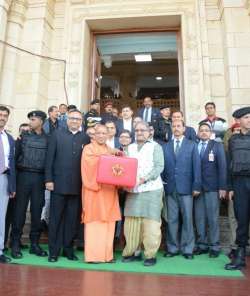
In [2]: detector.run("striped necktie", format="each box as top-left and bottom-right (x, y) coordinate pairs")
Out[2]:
(200, 141), (206, 158)
(175, 139), (180, 155)
(144, 108), (149, 122)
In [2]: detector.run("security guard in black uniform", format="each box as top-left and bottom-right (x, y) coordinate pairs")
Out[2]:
(225, 106), (250, 270)
(153, 105), (172, 144)
(84, 99), (102, 129)
(11, 111), (48, 259)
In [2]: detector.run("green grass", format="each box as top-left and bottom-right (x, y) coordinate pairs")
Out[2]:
(7, 246), (244, 278)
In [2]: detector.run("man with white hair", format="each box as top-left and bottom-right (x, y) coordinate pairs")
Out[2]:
(122, 121), (164, 266)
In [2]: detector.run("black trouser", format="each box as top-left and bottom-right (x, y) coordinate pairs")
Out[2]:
(233, 176), (250, 247)
(4, 198), (15, 246)
(48, 193), (79, 256)
(11, 171), (45, 246)
(75, 198), (84, 248)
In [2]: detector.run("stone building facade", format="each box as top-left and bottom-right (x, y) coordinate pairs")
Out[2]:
(0, 0), (250, 135)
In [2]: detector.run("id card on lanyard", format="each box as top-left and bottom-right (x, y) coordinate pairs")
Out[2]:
(208, 150), (215, 162)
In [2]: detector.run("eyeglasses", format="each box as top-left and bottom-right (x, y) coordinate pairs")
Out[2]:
(68, 117), (82, 122)
(119, 135), (131, 139)
(135, 129), (148, 133)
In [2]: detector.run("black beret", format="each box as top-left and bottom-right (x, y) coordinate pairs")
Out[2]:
(198, 122), (212, 130)
(160, 105), (171, 110)
(27, 110), (47, 122)
(232, 107), (250, 119)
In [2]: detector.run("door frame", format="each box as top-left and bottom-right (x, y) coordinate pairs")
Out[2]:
(89, 27), (184, 111)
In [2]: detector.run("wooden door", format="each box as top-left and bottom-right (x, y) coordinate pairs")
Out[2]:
(91, 38), (102, 100)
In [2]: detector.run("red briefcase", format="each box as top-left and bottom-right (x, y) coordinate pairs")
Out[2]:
(96, 155), (138, 187)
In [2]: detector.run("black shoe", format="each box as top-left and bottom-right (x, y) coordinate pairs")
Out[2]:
(183, 253), (194, 260)
(76, 246), (84, 251)
(228, 249), (237, 259)
(67, 253), (79, 261)
(194, 248), (208, 255)
(29, 244), (48, 257)
(11, 248), (23, 259)
(3, 247), (8, 253)
(20, 243), (29, 249)
(122, 254), (142, 263)
(144, 258), (156, 266)
(63, 249), (79, 261)
(225, 247), (246, 270)
(163, 251), (179, 258)
(209, 250), (220, 258)
(48, 255), (58, 263)
(0, 254), (11, 263)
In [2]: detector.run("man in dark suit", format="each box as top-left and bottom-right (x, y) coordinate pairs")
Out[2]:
(194, 123), (227, 258)
(105, 120), (120, 148)
(45, 109), (89, 262)
(0, 105), (16, 264)
(170, 111), (197, 141)
(137, 96), (160, 124)
(116, 105), (135, 140)
(162, 120), (201, 259)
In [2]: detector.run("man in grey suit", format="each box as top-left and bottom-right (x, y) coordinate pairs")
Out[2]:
(162, 120), (201, 259)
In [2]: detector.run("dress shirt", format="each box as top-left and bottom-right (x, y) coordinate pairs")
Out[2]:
(0, 130), (10, 168)
(123, 118), (132, 131)
(198, 140), (208, 154)
(143, 107), (152, 122)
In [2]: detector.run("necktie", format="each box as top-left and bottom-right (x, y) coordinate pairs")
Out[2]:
(144, 108), (149, 122)
(200, 141), (206, 158)
(0, 132), (6, 173)
(175, 139), (180, 155)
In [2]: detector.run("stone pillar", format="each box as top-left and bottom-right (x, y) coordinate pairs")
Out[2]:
(0, 0), (11, 72)
(219, 0), (250, 119)
(12, 0), (55, 135)
(0, 0), (27, 107)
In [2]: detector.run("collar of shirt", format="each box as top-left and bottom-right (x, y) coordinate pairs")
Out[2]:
(198, 140), (209, 153)
(68, 129), (81, 135)
(123, 118), (132, 131)
(199, 140), (209, 145)
(173, 136), (184, 145)
(0, 129), (10, 168)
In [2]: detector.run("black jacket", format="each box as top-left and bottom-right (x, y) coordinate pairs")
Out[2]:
(16, 131), (48, 173)
(45, 128), (89, 195)
(153, 117), (172, 143)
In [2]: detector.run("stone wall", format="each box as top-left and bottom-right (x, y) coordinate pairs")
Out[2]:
(0, 0), (249, 136)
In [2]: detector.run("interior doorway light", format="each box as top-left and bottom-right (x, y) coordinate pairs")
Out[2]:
(134, 54), (152, 62)
(156, 76), (163, 80)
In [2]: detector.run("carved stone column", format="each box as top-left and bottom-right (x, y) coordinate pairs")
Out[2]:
(0, 0), (28, 108)
(0, 0), (12, 78)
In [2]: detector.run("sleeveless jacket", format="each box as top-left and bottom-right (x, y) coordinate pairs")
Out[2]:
(229, 132), (250, 176)
(16, 131), (48, 173)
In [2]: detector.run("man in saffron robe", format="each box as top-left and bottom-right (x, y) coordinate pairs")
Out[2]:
(81, 124), (121, 263)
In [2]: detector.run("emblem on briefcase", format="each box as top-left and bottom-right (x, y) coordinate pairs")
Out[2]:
(111, 164), (124, 177)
